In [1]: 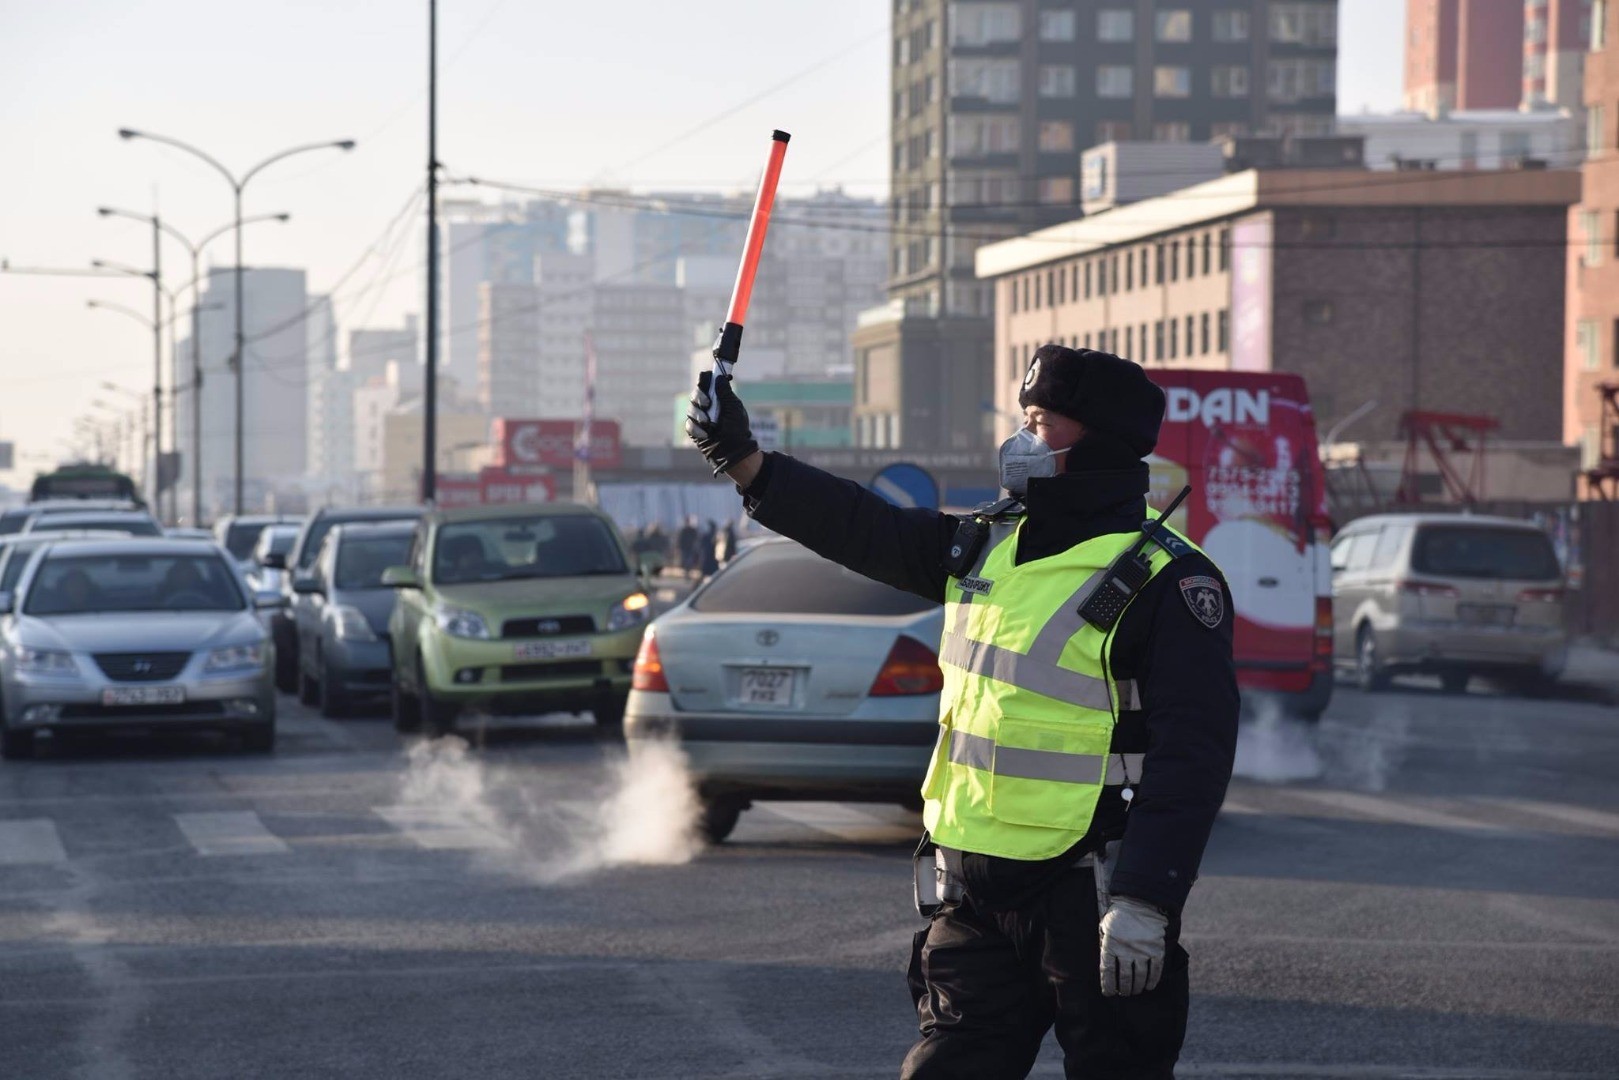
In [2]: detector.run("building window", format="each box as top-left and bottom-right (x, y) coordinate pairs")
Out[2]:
(1037, 175), (1074, 205)
(1097, 9), (1134, 42)
(1211, 121), (1249, 140)
(1097, 257), (1108, 297)
(1200, 312), (1211, 355)
(1594, 0), (1607, 48)
(1097, 66), (1134, 98)
(1084, 261), (1093, 299)
(1583, 210), (1605, 266)
(1218, 309), (1230, 351)
(1039, 65), (1078, 98)
(1156, 10), (1193, 42)
(1219, 229), (1231, 271)
(950, 58), (1021, 103)
(1269, 2), (1337, 45)
(1125, 250), (1134, 291)
(1169, 318), (1179, 359)
(1154, 243), (1165, 284)
(1169, 240), (1180, 282)
(1154, 320), (1165, 361)
(1070, 262), (1081, 301)
(1202, 233), (1212, 274)
(1184, 315), (1195, 355)
(1039, 9), (1077, 41)
(951, 2), (1022, 46)
(1033, 273), (1043, 309)
(1589, 104), (1607, 155)
(948, 115), (1022, 156)
(1096, 120), (1133, 143)
(1577, 321), (1599, 370)
(1154, 66), (1192, 98)
(1153, 121), (1192, 141)
(1038, 120), (1075, 152)
(1614, 210), (1619, 260)
(1213, 10), (1250, 42)
(1212, 65), (1249, 98)
(1125, 326), (1135, 358)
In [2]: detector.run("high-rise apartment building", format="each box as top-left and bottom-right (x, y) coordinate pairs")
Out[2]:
(1567, 0), (1616, 488)
(1405, 0), (1524, 113)
(863, 0), (1338, 450)
(1524, 0), (1594, 142)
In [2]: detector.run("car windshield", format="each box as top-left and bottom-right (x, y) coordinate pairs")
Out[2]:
(299, 515), (414, 569)
(335, 535), (413, 590)
(1411, 526), (1561, 581)
(692, 544), (938, 616)
(433, 515), (627, 584)
(264, 527), (298, 557)
(23, 553), (245, 615)
(224, 522), (268, 560)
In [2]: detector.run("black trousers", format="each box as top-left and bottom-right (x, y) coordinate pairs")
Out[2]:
(901, 866), (1188, 1080)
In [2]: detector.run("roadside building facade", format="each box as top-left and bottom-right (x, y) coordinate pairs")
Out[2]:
(1340, 107), (1582, 169)
(1404, 0), (1525, 113)
(978, 167), (1579, 444)
(1568, 0), (1618, 485)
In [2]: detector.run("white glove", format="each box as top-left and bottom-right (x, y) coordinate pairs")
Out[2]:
(1099, 896), (1168, 997)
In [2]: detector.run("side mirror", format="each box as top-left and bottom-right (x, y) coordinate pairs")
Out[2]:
(0, 592), (12, 615)
(260, 552), (287, 570)
(381, 565), (421, 589)
(254, 590), (288, 610)
(291, 574), (323, 595)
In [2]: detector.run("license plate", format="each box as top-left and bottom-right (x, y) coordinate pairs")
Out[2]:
(739, 668), (795, 708)
(1457, 604), (1514, 627)
(512, 639), (593, 661)
(101, 686), (186, 707)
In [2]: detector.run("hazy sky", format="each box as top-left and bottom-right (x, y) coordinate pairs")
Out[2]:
(0, 0), (1404, 489)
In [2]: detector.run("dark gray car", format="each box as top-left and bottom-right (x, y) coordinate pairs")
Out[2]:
(293, 522), (415, 717)
(270, 506), (421, 692)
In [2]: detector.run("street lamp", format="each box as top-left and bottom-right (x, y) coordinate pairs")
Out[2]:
(87, 303), (161, 499)
(98, 207), (289, 525)
(117, 127), (356, 513)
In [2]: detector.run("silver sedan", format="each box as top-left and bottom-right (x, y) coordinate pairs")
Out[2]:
(625, 538), (944, 843)
(0, 539), (281, 759)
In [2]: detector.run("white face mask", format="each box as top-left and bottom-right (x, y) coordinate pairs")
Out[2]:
(998, 428), (1068, 496)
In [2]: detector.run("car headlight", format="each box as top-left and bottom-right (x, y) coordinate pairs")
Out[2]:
(15, 648), (79, 678)
(435, 606), (491, 640)
(606, 593), (651, 633)
(332, 604), (378, 642)
(204, 644), (265, 673)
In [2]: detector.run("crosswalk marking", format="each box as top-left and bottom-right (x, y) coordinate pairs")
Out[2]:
(1281, 789), (1523, 835)
(174, 811), (292, 857)
(371, 806), (513, 851)
(0, 819), (68, 865)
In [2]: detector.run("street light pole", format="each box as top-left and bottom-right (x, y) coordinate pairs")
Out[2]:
(99, 207), (290, 524)
(151, 214), (165, 521)
(117, 128), (355, 514)
(423, 0), (440, 505)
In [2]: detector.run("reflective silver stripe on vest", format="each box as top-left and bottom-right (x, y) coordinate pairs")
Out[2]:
(948, 730), (1146, 786)
(940, 632), (1117, 711)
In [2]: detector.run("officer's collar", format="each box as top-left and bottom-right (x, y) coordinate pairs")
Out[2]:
(1023, 463), (1150, 526)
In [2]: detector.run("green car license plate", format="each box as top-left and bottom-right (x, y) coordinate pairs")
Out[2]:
(512, 640), (593, 661)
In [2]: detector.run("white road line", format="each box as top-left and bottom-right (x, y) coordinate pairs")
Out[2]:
(756, 802), (915, 842)
(1219, 796), (1263, 815)
(1488, 797), (1619, 837)
(372, 806), (513, 851)
(1286, 789), (1510, 835)
(0, 819), (68, 865)
(173, 812), (291, 857)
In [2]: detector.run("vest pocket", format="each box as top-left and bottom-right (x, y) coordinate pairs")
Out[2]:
(986, 714), (1112, 828)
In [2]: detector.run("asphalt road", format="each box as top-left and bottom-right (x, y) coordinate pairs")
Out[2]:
(1, 678), (1616, 1080)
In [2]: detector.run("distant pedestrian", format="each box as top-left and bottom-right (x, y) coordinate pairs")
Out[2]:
(717, 520), (738, 566)
(699, 520), (720, 577)
(676, 516), (700, 578)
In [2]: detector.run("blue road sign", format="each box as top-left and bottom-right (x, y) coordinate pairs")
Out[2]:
(871, 462), (940, 510)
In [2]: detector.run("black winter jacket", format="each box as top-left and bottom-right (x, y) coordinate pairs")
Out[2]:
(739, 446), (1239, 914)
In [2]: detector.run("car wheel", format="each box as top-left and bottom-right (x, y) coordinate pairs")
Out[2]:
(319, 659), (350, 719)
(242, 722), (275, 754)
(1355, 626), (1390, 693)
(298, 661), (319, 707)
(391, 672), (421, 734)
(592, 694), (626, 731)
(698, 796), (744, 844)
(274, 625), (298, 694)
(0, 726), (36, 761)
(417, 656), (456, 737)
(1440, 670), (1470, 695)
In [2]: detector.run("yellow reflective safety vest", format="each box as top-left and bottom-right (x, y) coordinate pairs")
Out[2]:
(921, 519), (1201, 861)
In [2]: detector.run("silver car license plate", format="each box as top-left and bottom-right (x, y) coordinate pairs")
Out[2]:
(513, 640), (593, 661)
(102, 686), (186, 707)
(739, 668), (795, 708)
(1457, 603), (1514, 627)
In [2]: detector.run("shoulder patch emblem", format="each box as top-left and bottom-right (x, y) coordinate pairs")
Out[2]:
(1179, 575), (1224, 629)
(958, 576), (994, 596)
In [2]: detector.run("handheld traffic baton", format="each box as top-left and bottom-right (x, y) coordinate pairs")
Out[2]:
(704, 129), (791, 424)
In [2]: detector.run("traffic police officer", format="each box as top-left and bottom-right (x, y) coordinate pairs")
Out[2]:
(686, 344), (1239, 1079)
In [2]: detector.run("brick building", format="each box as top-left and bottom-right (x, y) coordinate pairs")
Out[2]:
(1568, 0), (1618, 486)
(1404, 0), (1525, 113)
(976, 166), (1579, 444)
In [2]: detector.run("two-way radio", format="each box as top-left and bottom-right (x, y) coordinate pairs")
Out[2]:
(1077, 485), (1193, 632)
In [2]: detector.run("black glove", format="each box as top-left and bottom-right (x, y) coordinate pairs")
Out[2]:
(685, 371), (759, 477)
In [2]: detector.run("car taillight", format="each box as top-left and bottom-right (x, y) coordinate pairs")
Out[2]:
(1313, 596), (1333, 662)
(869, 636), (944, 697)
(1517, 587), (1564, 603)
(1397, 579), (1458, 598)
(631, 630), (669, 692)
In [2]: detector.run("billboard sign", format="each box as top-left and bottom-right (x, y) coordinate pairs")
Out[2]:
(493, 419), (621, 470)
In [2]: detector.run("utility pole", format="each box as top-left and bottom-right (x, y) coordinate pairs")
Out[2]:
(150, 214), (166, 522)
(422, 0), (440, 504)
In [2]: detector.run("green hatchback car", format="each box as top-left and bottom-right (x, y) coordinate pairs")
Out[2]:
(382, 503), (653, 735)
